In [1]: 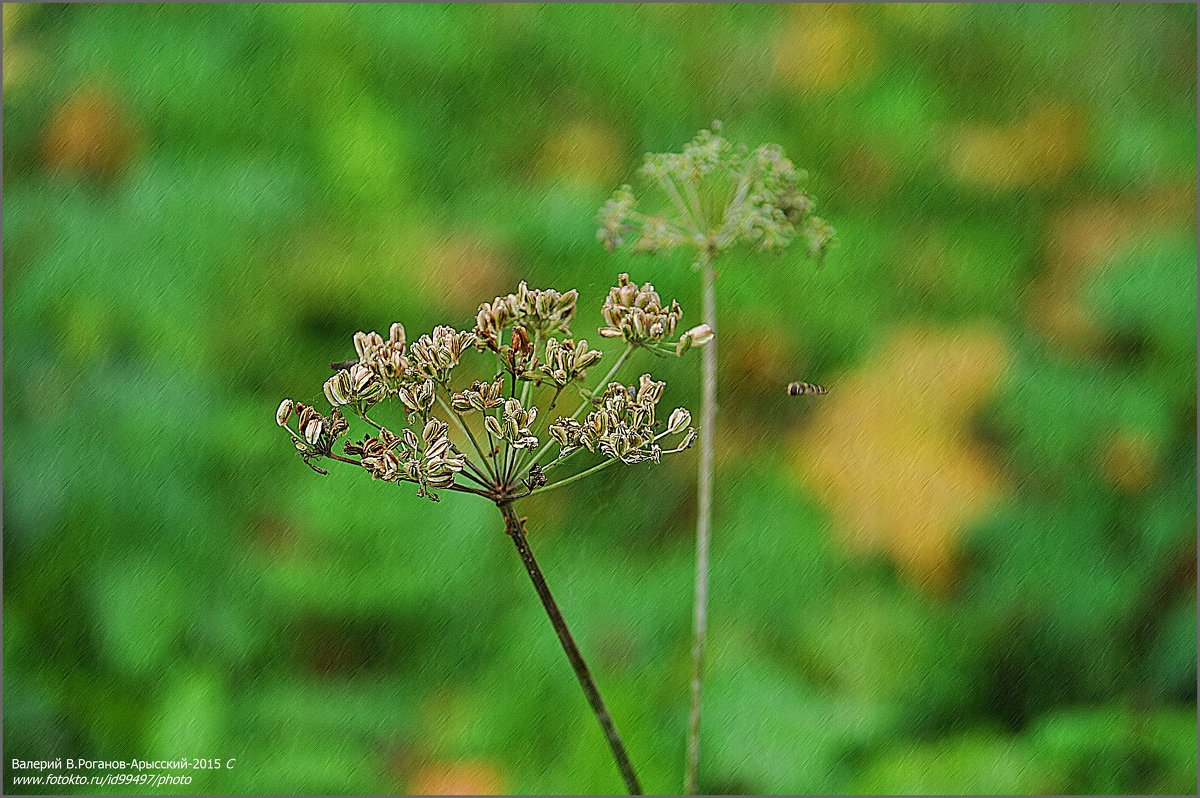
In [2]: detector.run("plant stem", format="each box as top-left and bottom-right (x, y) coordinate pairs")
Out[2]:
(435, 395), (497, 484)
(498, 503), (643, 795)
(527, 454), (618, 496)
(514, 385), (563, 476)
(686, 248), (717, 795)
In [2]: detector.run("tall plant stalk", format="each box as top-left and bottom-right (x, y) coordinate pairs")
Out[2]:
(598, 125), (833, 793)
(500, 502), (642, 795)
(686, 249), (716, 795)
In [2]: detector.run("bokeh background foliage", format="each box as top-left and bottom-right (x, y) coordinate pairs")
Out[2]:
(3, 3), (1196, 794)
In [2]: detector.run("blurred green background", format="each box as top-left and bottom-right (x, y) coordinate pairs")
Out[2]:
(3, 3), (1196, 794)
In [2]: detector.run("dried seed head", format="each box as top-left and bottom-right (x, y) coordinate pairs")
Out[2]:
(548, 416), (584, 453)
(349, 420), (463, 501)
(504, 325), (537, 376)
(485, 396), (539, 450)
(354, 330), (385, 364)
(475, 281), (579, 346)
(388, 322), (406, 348)
(352, 324), (412, 393)
(279, 281), (697, 497)
(347, 431), (404, 482)
(599, 273), (683, 345)
(397, 379), (436, 416)
(290, 403), (349, 458)
(546, 374), (661, 464)
(451, 378), (505, 413)
(323, 363), (386, 410)
(541, 337), (603, 387)
(634, 373), (666, 406)
(409, 325), (478, 384)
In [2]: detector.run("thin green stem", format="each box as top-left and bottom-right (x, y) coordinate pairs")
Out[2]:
(435, 395), (497, 484)
(357, 410), (386, 433)
(573, 344), (634, 420)
(658, 174), (705, 240)
(455, 466), (492, 489)
(680, 177), (708, 235)
(514, 384), (564, 476)
(526, 456), (618, 497)
(485, 425), (502, 477)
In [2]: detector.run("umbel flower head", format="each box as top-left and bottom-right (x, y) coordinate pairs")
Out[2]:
(274, 276), (699, 502)
(323, 363), (385, 412)
(597, 122), (835, 262)
(273, 278), (694, 794)
(409, 325), (478, 384)
(541, 337), (603, 387)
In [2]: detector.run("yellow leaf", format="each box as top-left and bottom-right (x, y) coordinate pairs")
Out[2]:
(773, 5), (878, 93)
(945, 104), (1087, 191)
(794, 325), (1010, 592)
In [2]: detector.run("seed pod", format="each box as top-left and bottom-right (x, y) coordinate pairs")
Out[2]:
(276, 399), (294, 427)
(677, 324), (713, 356)
(667, 407), (692, 434)
(484, 416), (503, 439)
(388, 322), (406, 347)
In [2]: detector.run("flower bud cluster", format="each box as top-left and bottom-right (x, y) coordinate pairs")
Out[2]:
(599, 274), (683, 344)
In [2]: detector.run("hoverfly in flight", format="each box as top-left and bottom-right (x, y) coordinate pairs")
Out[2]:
(786, 381), (828, 397)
